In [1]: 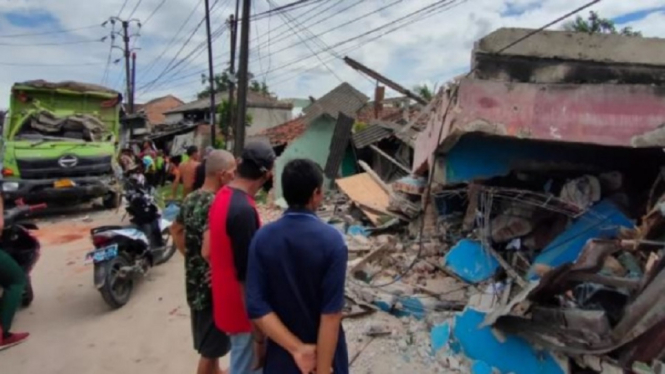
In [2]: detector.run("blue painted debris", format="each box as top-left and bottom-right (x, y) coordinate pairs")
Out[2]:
(528, 200), (633, 280)
(347, 225), (370, 237)
(472, 361), (494, 374)
(448, 309), (565, 374)
(373, 296), (426, 320)
(430, 323), (451, 354)
(443, 239), (499, 283)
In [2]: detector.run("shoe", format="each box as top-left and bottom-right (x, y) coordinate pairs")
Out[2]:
(0, 332), (29, 351)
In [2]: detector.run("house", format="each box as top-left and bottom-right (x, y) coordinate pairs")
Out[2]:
(254, 82), (369, 204)
(134, 95), (184, 128)
(163, 91), (293, 136)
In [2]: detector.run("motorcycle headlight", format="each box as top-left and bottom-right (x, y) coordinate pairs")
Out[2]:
(3, 182), (20, 192)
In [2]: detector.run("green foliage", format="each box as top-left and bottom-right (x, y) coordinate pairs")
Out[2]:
(216, 99), (253, 130)
(563, 11), (642, 36)
(413, 84), (435, 101)
(197, 71), (272, 99)
(353, 121), (368, 133)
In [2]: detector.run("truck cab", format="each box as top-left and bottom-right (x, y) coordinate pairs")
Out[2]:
(1, 80), (121, 208)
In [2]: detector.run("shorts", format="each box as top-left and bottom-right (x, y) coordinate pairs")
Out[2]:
(191, 307), (231, 359)
(230, 333), (263, 374)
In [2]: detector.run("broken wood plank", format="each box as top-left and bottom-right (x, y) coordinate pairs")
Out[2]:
(485, 245), (529, 288)
(368, 144), (410, 174)
(336, 172), (391, 225)
(358, 160), (390, 194)
(350, 244), (392, 278)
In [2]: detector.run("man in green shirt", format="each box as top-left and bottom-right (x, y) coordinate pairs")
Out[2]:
(171, 150), (237, 374)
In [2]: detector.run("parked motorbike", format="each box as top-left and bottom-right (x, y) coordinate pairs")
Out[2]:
(1, 203), (46, 307)
(87, 179), (179, 309)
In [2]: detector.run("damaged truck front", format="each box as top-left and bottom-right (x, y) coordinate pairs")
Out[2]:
(1, 80), (121, 208)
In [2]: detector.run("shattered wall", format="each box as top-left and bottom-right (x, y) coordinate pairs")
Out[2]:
(273, 114), (337, 203)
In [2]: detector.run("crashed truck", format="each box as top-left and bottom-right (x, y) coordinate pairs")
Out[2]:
(1, 80), (121, 208)
(409, 29), (665, 372)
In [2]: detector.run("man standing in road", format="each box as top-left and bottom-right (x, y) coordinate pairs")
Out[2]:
(172, 146), (201, 199)
(246, 159), (349, 374)
(171, 150), (237, 374)
(206, 141), (275, 374)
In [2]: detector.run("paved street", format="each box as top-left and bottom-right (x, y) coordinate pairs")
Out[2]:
(1, 209), (222, 374)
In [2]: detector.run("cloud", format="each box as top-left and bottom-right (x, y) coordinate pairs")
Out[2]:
(0, 0), (663, 109)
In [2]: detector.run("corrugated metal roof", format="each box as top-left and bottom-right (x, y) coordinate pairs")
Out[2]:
(303, 82), (368, 122)
(353, 123), (393, 149)
(324, 113), (355, 180)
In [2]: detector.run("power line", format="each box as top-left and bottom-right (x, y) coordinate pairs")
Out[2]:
(138, 0), (205, 82)
(118, 0), (131, 16)
(0, 39), (103, 46)
(144, 0), (168, 25)
(268, 0), (466, 86)
(138, 0), (226, 92)
(266, 0), (343, 82)
(0, 25), (98, 38)
(129, 0), (145, 18)
(0, 61), (103, 67)
(137, 0), (361, 91)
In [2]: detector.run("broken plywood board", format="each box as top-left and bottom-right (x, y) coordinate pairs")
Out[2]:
(336, 172), (390, 225)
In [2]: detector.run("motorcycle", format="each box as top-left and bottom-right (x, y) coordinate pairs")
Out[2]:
(87, 179), (179, 309)
(1, 203), (46, 307)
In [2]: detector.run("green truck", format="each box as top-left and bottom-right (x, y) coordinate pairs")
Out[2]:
(1, 80), (121, 208)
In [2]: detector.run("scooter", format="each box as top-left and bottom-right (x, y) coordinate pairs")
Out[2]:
(1, 203), (46, 307)
(86, 178), (179, 309)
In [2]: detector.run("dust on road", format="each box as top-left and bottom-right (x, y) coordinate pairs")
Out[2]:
(2, 210), (224, 374)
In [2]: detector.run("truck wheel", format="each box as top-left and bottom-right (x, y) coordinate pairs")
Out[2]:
(102, 192), (121, 210)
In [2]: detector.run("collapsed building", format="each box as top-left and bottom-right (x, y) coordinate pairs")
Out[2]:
(333, 28), (665, 374)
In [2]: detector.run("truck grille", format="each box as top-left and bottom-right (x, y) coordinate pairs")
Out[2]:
(16, 155), (113, 179)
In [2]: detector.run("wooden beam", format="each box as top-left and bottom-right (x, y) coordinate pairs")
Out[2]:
(344, 56), (428, 106)
(358, 160), (390, 193)
(368, 144), (410, 174)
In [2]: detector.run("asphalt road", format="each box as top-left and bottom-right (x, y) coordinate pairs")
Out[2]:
(1, 209), (225, 373)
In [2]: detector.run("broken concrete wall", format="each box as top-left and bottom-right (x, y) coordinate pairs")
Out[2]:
(474, 28), (665, 67)
(413, 78), (665, 174)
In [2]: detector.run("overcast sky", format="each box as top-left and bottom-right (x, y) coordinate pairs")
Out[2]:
(0, 0), (663, 108)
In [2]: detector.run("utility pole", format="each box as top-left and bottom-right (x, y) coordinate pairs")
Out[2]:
(226, 14), (238, 150)
(204, 0), (217, 147)
(234, 0), (251, 157)
(103, 17), (141, 114)
(130, 52), (137, 113)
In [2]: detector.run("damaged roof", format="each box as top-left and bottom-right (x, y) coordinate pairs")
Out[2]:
(252, 117), (307, 146)
(303, 82), (369, 122)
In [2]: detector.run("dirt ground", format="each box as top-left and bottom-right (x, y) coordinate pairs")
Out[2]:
(2, 207), (440, 374)
(2, 209), (221, 374)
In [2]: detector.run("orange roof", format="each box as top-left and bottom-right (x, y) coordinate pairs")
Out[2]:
(255, 117), (307, 146)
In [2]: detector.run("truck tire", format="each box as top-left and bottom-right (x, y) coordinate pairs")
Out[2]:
(102, 192), (121, 210)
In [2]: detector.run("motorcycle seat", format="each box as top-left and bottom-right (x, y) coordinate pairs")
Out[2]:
(91, 225), (137, 235)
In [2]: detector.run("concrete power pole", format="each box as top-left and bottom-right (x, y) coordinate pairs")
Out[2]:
(234, 0), (251, 157)
(226, 14), (238, 151)
(130, 52), (137, 113)
(103, 17), (141, 114)
(204, 0), (217, 147)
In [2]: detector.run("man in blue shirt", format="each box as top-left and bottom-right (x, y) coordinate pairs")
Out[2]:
(246, 159), (349, 374)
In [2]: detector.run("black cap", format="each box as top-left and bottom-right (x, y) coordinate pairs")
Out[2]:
(241, 141), (276, 173)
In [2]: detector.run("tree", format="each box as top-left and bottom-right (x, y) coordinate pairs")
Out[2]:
(197, 72), (233, 99)
(198, 72), (273, 99)
(216, 99), (253, 130)
(413, 84), (435, 101)
(563, 11), (642, 36)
